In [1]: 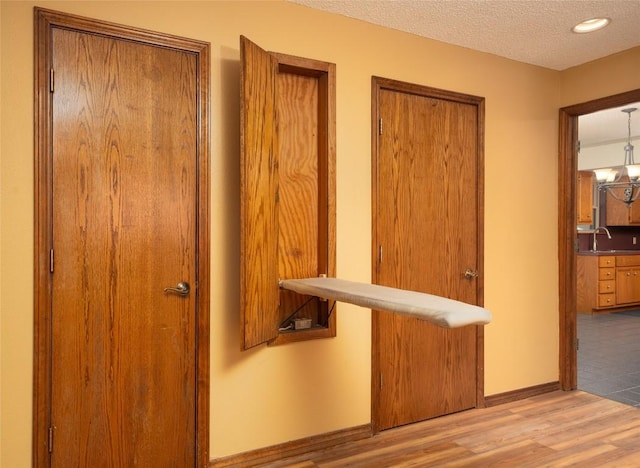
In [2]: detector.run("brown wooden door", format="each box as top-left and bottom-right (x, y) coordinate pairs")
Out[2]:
(50, 28), (197, 466)
(373, 80), (484, 431)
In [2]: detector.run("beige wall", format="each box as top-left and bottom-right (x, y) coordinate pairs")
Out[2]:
(2, 0), (638, 464)
(559, 47), (640, 108)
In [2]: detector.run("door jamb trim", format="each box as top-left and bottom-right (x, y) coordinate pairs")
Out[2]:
(558, 89), (640, 391)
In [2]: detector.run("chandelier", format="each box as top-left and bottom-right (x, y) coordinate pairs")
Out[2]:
(593, 107), (638, 206)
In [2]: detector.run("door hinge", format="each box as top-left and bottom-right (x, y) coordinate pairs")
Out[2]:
(378, 118), (383, 135)
(48, 426), (54, 453)
(379, 245), (383, 263)
(380, 373), (383, 389)
(50, 69), (54, 93)
(50, 249), (54, 273)
(574, 239), (579, 252)
(575, 338), (580, 351)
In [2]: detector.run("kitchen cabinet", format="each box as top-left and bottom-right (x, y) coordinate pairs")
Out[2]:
(577, 254), (640, 313)
(578, 255), (614, 312)
(615, 255), (640, 304)
(605, 179), (640, 225)
(240, 36), (337, 349)
(616, 267), (640, 304)
(598, 256), (616, 307)
(577, 170), (593, 225)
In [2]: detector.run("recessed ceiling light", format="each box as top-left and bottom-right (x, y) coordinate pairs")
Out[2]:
(572, 17), (611, 34)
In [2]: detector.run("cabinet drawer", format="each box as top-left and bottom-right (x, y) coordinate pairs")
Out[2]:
(616, 255), (640, 267)
(599, 280), (615, 293)
(599, 256), (616, 267)
(599, 268), (615, 280)
(598, 293), (616, 308)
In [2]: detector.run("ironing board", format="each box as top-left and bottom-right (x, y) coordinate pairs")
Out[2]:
(279, 277), (492, 328)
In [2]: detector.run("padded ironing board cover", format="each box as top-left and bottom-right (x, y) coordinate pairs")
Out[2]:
(279, 277), (491, 328)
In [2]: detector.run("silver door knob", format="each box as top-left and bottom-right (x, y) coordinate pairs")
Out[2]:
(464, 269), (479, 280)
(164, 281), (190, 296)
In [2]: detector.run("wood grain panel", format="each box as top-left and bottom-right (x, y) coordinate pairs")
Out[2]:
(375, 86), (480, 430)
(577, 171), (593, 224)
(577, 255), (598, 313)
(277, 72), (321, 326)
(240, 41), (336, 347)
(51, 28), (197, 466)
(240, 36), (280, 349)
(616, 255), (640, 267)
(34, 8), (210, 466)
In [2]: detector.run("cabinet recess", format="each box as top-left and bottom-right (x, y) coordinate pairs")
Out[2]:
(240, 36), (336, 350)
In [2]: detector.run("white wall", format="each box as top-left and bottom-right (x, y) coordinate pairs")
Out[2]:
(579, 137), (640, 170)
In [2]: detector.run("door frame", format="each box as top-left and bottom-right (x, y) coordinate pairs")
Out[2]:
(558, 88), (640, 391)
(32, 8), (210, 466)
(370, 76), (485, 433)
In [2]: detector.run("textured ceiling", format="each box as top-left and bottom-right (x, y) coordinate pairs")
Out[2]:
(289, 0), (640, 143)
(289, 0), (640, 71)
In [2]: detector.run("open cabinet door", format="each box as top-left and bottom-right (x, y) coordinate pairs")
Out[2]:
(240, 36), (280, 349)
(240, 36), (337, 350)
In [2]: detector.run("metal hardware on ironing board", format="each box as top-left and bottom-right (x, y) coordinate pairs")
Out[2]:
(464, 269), (479, 280)
(164, 281), (190, 296)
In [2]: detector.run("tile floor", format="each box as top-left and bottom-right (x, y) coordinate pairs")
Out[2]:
(578, 310), (640, 407)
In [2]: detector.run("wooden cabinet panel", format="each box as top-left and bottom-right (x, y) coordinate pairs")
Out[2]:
(598, 294), (616, 308)
(599, 256), (615, 267)
(599, 267), (615, 281)
(605, 177), (640, 225)
(577, 171), (593, 225)
(616, 255), (640, 267)
(616, 267), (640, 304)
(599, 280), (615, 294)
(577, 255), (598, 313)
(240, 36), (337, 349)
(579, 254), (640, 312)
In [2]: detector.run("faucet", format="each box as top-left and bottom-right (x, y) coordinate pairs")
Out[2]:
(593, 226), (612, 251)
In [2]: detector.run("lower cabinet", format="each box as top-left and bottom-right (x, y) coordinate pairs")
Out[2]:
(616, 257), (640, 304)
(577, 254), (640, 313)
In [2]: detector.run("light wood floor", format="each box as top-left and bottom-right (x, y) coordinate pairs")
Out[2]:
(263, 391), (640, 467)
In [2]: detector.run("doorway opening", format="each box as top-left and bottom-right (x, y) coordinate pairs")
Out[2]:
(558, 89), (640, 394)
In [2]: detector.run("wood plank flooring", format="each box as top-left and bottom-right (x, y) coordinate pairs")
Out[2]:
(260, 391), (640, 467)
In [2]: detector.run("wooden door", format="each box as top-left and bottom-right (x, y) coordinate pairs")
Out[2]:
(43, 25), (202, 466)
(372, 79), (484, 431)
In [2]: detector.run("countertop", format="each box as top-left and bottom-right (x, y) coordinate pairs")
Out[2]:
(578, 250), (640, 256)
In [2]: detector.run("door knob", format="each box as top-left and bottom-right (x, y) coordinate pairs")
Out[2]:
(464, 269), (479, 280)
(164, 281), (190, 296)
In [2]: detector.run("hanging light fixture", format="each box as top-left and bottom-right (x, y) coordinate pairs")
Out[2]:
(594, 107), (639, 206)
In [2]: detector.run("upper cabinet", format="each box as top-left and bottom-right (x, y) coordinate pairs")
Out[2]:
(577, 170), (594, 225)
(605, 176), (640, 226)
(239, 36), (336, 350)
